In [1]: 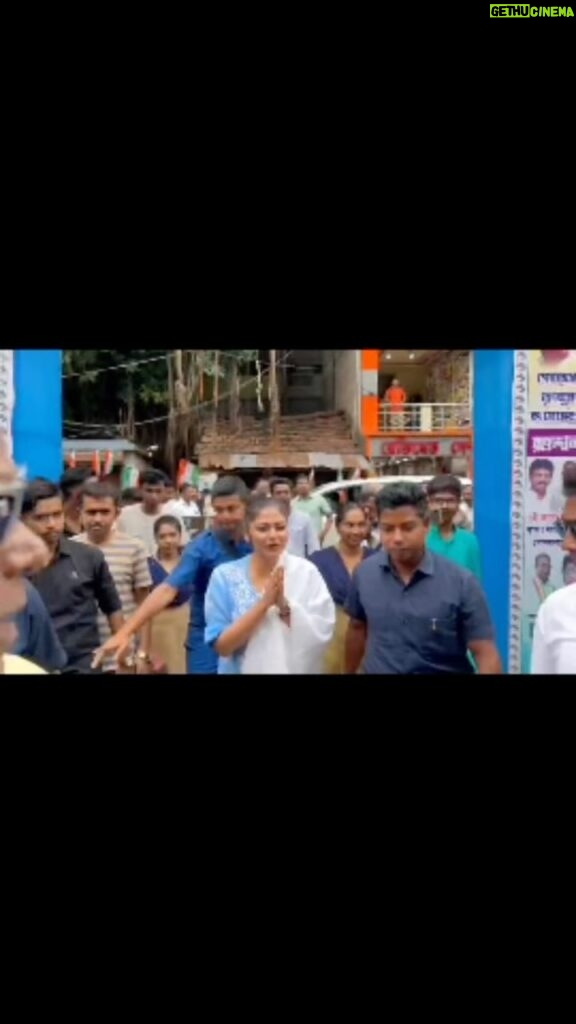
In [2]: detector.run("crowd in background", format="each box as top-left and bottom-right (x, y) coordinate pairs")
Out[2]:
(2, 456), (574, 676)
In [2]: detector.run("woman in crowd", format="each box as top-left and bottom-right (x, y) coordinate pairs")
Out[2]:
(204, 497), (335, 675)
(148, 515), (192, 674)
(359, 491), (381, 549)
(308, 503), (374, 673)
(531, 472), (576, 674)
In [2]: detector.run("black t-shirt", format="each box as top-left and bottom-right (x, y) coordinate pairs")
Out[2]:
(30, 539), (122, 673)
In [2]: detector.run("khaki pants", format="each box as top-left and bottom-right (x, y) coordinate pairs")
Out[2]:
(389, 412), (405, 429)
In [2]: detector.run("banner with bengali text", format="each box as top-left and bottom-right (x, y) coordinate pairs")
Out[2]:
(521, 348), (576, 671)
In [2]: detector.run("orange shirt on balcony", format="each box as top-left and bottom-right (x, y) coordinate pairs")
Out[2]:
(384, 386), (407, 412)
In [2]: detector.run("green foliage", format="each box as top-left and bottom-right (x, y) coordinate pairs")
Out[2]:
(63, 348), (260, 435)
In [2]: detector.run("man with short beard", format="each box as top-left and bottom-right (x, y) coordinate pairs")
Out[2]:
(75, 481), (153, 673)
(269, 477), (319, 558)
(22, 479), (124, 674)
(345, 482), (501, 675)
(93, 476), (252, 675)
(426, 475), (482, 579)
(117, 468), (186, 555)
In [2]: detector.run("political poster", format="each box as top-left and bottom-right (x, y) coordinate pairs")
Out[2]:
(520, 426), (576, 672)
(527, 348), (576, 426)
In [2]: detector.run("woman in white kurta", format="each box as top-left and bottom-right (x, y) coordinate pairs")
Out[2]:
(531, 487), (576, 674)
(204, 497), (336, 675)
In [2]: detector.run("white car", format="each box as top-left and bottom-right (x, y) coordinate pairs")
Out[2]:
(313, 475), (472, 507)
(314, 475), (473, 546)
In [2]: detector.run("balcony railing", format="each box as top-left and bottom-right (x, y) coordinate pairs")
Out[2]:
(377, 402), (471, 433)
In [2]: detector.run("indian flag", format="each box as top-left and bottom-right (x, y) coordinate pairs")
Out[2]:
(121, 465), (139, 490)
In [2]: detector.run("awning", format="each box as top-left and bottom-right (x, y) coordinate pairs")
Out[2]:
(197, 452), (371, 472)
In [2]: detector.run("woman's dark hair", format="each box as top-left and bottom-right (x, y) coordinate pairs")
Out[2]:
(22, 479), (62, 516)
(335, 502), (364, 526)
(140, 469), (165, 487)
(427, 474), (462, 500)
(246, 496), (289, 524)
(377, 482), (429, 520)
(60, 467), (94, 501)
(153, 515), (183, 538)
(212, 476), (249, 501)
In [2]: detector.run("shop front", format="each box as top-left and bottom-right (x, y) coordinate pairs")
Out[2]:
(360, 348), (473, 477)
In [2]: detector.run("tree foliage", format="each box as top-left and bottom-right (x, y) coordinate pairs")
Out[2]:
(63, 347), (266, 471)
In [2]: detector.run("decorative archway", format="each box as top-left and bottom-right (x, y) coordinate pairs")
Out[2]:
(5, 349), (63, 481)
(473, 349), (515, 671)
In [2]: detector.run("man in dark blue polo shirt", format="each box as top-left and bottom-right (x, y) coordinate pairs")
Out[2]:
(93, 476), (252, 674)
(344, 482), (502, 675)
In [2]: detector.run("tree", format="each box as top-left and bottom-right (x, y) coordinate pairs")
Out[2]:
(63, 347), (266, 471)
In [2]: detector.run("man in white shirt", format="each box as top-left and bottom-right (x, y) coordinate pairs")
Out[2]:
(164, 483), (202, 534)
(117, 469), (186, 556)
(531, 498), (576, 674)
(526, 458), (563, 519)
(270, 477), (320, 558)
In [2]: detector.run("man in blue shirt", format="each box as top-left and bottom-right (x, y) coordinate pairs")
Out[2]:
(11, 579), (68, 672)
(344, 481), (502, 675)
(93, 476), (252, 674)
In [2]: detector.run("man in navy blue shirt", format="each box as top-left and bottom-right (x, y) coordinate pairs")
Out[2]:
(11, 580), (68, 672)
(93, 476), (252, 674)
(344, 482), (502, 676)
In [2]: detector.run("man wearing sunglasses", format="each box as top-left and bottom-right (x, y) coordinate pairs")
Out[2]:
(531, 485), (576, 674)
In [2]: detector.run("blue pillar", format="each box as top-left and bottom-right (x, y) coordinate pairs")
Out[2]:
(473, 349), (514, 670)
(12, 349), (62, 481)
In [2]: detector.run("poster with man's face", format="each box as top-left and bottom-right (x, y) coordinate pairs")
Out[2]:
(521, 428), (576, 671)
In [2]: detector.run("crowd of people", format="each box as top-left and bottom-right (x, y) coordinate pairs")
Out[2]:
(1, 450), (575, 676)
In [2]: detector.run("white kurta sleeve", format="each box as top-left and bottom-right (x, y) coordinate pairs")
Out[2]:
(286, 560), (336, 673)
(531, 606), (553, 674)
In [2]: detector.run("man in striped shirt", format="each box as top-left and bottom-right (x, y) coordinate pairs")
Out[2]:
(74, 481), (153, 673)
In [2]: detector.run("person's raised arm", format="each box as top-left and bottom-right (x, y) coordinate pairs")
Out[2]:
(92, 539), (202, 668)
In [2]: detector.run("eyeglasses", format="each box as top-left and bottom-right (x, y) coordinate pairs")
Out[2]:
(554, 519), (576, 541)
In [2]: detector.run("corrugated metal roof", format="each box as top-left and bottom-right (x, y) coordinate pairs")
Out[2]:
(63, 439), (144, 453)
(198, 452), (371, 472)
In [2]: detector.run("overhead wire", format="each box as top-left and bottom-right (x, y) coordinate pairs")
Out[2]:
(63, 349), (295, 432)
(62, 348), (261, 381)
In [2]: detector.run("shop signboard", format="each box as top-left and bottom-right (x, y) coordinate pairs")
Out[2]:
(372, 437), (472, 458)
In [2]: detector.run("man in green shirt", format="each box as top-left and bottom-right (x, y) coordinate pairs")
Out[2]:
(426, 474), (482, 580)
(291, 474), (334, 545)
